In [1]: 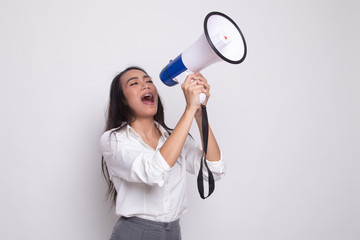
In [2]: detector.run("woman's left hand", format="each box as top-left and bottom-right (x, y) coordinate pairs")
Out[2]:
(194, 72), (210, 118)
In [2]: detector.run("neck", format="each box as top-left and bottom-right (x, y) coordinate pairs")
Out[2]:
(130, 118), (159, 138)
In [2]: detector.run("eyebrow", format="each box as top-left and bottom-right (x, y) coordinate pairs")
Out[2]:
(126, 75), (151, 85)
(126, 77), (138, 85)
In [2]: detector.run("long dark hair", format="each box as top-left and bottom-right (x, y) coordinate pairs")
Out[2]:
(101, 66), (172, 205)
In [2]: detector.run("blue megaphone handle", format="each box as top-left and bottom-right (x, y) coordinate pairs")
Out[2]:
(159, 54), (188, 86)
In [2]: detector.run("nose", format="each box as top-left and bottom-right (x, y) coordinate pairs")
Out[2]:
(142, 82), (150, 90)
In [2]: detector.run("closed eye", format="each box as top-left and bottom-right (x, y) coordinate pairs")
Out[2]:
(130, 82), (138, 86)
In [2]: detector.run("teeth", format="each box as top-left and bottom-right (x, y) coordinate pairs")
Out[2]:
(142, 93), (153, 100)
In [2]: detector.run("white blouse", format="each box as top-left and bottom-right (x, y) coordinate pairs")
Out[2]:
(100, 122), (225, 222)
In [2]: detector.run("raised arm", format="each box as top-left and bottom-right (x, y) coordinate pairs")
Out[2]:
(160, 73), (204, 167)
(193, 73), (221, 162)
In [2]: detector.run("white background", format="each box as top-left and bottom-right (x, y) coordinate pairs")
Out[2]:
(1, 0), (359, 239)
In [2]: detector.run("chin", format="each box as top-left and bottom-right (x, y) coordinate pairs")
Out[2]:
(144, 108), (158, 118)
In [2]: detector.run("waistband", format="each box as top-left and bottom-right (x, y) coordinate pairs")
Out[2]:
(121, 216), (180, 230)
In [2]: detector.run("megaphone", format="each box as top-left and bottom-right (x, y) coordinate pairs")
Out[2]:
(159, 11), (247, 103)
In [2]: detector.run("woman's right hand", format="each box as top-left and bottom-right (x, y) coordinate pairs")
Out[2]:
(181, 73), (203, 114)
(161, 73), (203, 168)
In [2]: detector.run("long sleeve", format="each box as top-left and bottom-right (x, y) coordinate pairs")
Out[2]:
(183, 135), (226, 181)
(99, 123), (225, 221)
(100, 129), (171, 187)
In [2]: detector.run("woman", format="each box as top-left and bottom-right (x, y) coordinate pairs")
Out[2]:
(100, 66), (225, 240)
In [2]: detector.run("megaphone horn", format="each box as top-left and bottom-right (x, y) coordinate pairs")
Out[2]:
(159, 11), (247, 103)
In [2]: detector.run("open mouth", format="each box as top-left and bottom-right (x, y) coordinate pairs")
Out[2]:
(141, 93), (154, 104)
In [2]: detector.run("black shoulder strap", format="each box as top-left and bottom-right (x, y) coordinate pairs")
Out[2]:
(197, 105), (215, 199)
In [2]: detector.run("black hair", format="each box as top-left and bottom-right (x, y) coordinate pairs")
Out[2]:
(101, 66), (172, 205)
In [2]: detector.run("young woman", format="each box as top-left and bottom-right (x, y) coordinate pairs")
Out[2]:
(100, 66), (225, 240)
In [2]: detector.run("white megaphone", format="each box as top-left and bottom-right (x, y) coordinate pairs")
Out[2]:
(159, 11), (247, 104)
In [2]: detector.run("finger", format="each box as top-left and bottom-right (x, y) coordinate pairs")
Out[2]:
(183, 74), (197, 86)
(189, 84), (204, 95)
(202, 89), (210, 105)
(201, 86), (209, 96)
(202, 81), (210, 90)
(195, 80), (210, 93)
(195, 72), (204, 78)
(195, 72), (207, 81)
(195, 77), (208, 86)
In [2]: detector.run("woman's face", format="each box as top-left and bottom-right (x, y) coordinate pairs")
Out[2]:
(120, 69), (159, 119)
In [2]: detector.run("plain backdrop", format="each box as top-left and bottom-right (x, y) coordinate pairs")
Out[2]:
(1, 0), (359, 239)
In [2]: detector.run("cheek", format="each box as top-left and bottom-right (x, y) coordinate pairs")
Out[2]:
(123, 90), (138, 108)
(152, 87), (159, 99)
(126, 97), (139, 110)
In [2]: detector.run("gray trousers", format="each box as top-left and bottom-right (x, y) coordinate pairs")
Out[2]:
(110, 217), (181, 240)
